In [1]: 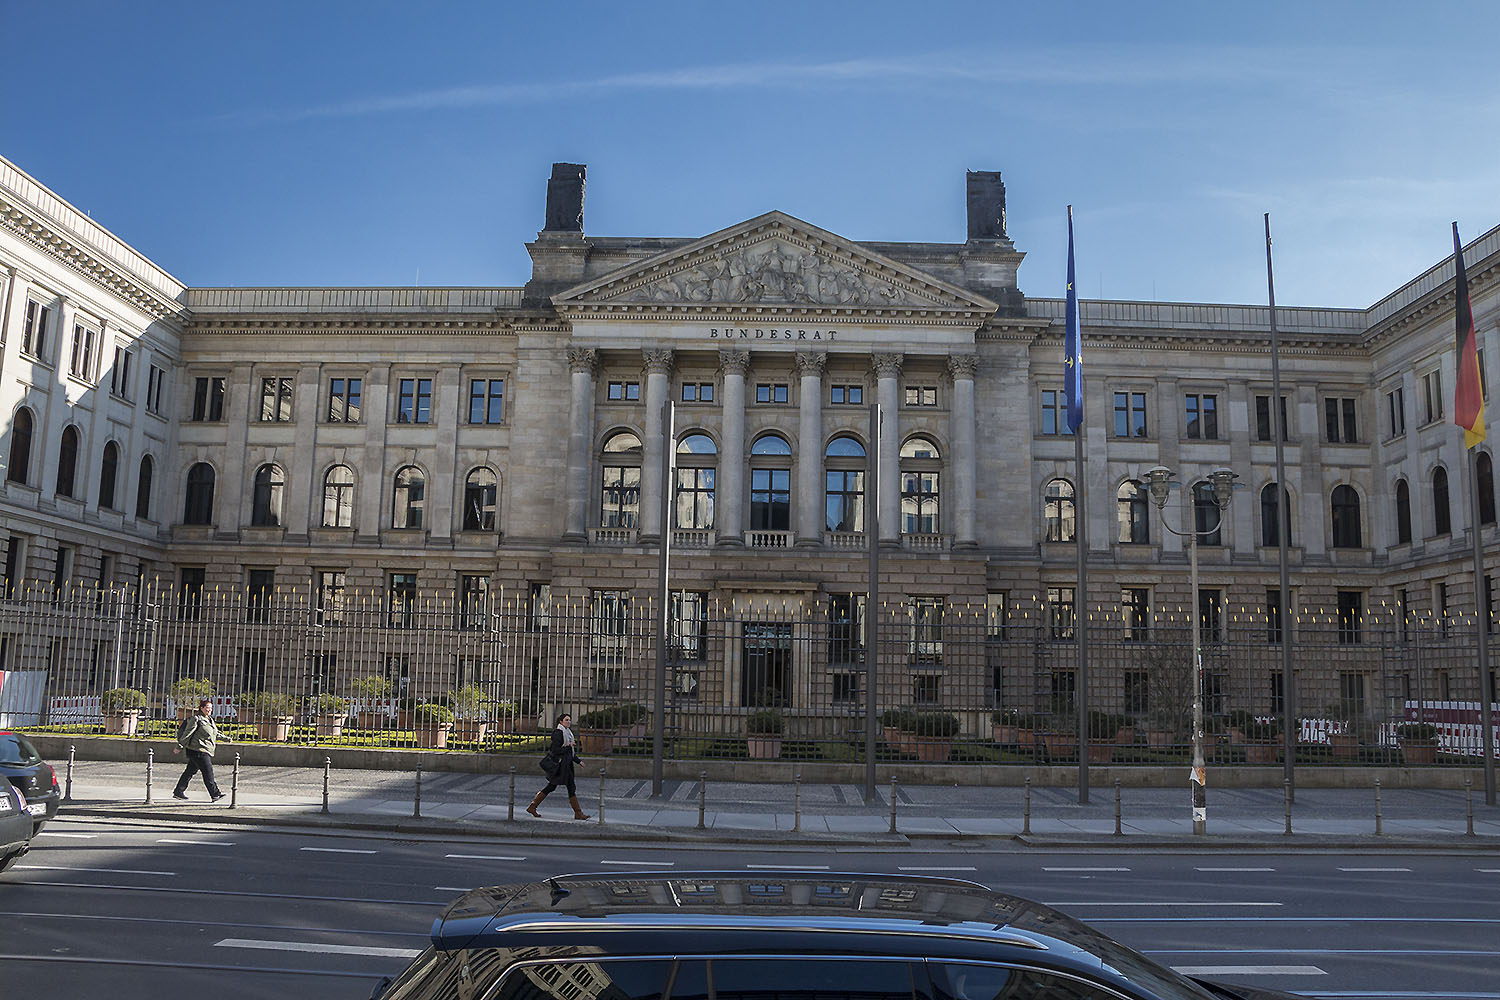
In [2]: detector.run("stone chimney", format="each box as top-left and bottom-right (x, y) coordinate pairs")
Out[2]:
(965, 170), (1007, 241)
(543, 163), (586, 234)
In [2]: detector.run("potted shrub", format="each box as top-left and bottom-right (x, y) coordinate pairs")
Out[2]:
(100, 687), (148, 736)
(1396, 721), (1440, 765)
(494, 700), (539, 735)
(880, 708), (912, 750)
(1323, 704), (1358, 759)
(1043, 714), (1079, 762)
(239, 691), (299, 741)
(992, 709), (1021, 745)
(412, 702), (454, 748)
(1225, 709), (1257, 746)
(745, 709), (785, 759)
(1242, 716), (1283, 764)
(309, 693), (350, 738)
(395, 695), (420, 730)
(1084, 711), (1118, 764)
(615, 702), (650, 741)
(449, 686), (492, 743)
(350, 675), (393, 729)
(167, 677), (215, 721)
(910, 712), (959, 762)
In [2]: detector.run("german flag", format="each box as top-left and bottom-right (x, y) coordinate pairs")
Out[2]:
(1454, 222), (1486, 448)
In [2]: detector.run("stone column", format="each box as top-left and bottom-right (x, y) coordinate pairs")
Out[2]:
(794, 351), (827, 546)
(948, 354), (979, 547)
(716, 349), (749, 546)
(873, 353), (903, 546)
(639, 348), (675, 542)
(563, 347), (599, 541)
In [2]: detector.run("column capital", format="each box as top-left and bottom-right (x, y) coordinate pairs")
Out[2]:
(946, 353), (979, 380)
(642, 348), (675, 375)
(717, 348), (751, 376)
(793, 351), (827, 377)
(871, 353), (904, 379)
(566, 347), (600, 375)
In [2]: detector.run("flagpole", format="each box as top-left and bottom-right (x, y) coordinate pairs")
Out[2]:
(1265, 214), (1296, 796)
(1067, 205), (1090, 804)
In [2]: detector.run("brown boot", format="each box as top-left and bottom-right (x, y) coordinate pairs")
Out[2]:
(569, 795), (591, 820)
(526, 790), (549, 817)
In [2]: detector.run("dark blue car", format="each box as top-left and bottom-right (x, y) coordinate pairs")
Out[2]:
(0, 732), (59, 836)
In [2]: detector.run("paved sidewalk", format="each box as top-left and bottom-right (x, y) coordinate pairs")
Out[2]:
(46, 760), (1500, 847)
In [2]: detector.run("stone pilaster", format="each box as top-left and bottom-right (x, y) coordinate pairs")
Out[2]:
(948, 354), (978, 547)
(794, 351), (827, 546)
(639, 348), (675, 542)
(563, 347), (599, 540)
(716, 349), (750, 546)
(873, 353), (903, 546)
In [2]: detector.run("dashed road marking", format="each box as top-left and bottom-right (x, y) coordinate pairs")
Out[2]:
(1196, 867), (1274, 872)
(1044, 867), (1130, 872)
(17, 864), (176, 876)
(1051, 901), (1281, 907)
(214, 938), (420, 959)
(1171, 965), (1324, 976)
(157, 839), (235, 846)
(445, 854), (525, 861)
(747, 864), (830, 870)
(1337, 867), (1412, 872)
(35, 832), (96, 839)
(599, 860), (674, 866)
(300, 847), (377, 855)
(898, 866), (978, 872)
(434, 886), (472, 892)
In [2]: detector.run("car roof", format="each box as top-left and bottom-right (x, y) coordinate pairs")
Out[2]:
(431, 871), (1118, 979)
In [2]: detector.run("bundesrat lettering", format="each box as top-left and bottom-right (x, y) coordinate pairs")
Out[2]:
(707, 328), (838, 341)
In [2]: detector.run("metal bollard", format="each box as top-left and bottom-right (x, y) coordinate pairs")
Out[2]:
(888, 775), (898, 834)
(1283, 779), (1293, 835)
(65, 745), (75, 802)
(413, 760), (422, 819)
(1113, 779), (1122, 836)
(1374, 778), (1383, 836)
(145, 747), (153, 805)
(697, 770), (707, 830)
(507, 766), (516, 823)
(1466, 777), (1475, 837)
(1023, 777), (1031, 835)
(322, 757), (331, 814)
(598, 767), (606, 826)
(794, 774), (802, 833)
(231, 753), (240, 809)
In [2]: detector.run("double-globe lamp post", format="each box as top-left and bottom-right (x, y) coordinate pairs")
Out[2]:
(1145, 465), (1238, 836)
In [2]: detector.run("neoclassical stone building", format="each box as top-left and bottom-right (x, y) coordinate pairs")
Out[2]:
(2, 155), (1498, 716)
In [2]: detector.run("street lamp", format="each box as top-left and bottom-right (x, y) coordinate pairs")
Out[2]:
(1144, 465), (1237, 836)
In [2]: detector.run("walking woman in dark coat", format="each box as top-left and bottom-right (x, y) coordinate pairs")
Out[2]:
(527, 712), (590, 819)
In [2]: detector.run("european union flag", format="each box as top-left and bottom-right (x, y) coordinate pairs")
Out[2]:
(1064, 207), (1083, 434)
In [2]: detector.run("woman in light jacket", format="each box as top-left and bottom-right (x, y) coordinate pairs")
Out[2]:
(527, 712), (590, 820)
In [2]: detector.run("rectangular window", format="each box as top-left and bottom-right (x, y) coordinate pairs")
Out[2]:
(912, 675), (940, 704)
(1040, 389), (1070, 435)
(178, 567), (204, 621)
(458, 574), (489, 630)
(606, 380), (640, 401)
(1488, 575), (1496, 634)
(680, 381), (715, 403)
(147, 364), (166, 415)
(528, 582), (552, 632)
(171, 647), (200, 683)
(259, 377), (294, 422)
(240, 648), (267, 692)
(908, 597), (943, 663)
(1266, 587), (1286, 644)
(1325, 397), (1358, 443)
(1113, 391), (1147, 437)
(1198, 587), (1223, 644)
(755, 382), (788, 404)
(397, 377), (433, 424)
(904, 385), (937, 407)
(70, 324), (99, 380)
(1270, 672), (1286, 715)
(110, 346), (133, 399)
(387, 572), (418, 628)
(191, 377), (225, 421)
(22, 300), (52, 358)
(590, 589), (630, 661)
(328, 377), (362, 423)
(986, 591), (1008, 640)
(750, 468), (790, 530)
(670, 591), (708, 661)
(1438, 581), (1451, 637)
(52, 545), (71, 599)
(1047, 585), (1075, 640)
(1255, 394), (1290, 441)
(3, 534), (24, 599)
(830, 384), (864, 405)
(828, 593), (866, 664)
(1387, 386), (1406, 438)
(832, 671), (859, 703)
(315, 570), (346, 624)
(467, 378), (504, 424)
(1122, 587), (1150, 641)
(1337, 590), (1363, 644)
(1398, 587), (1409, 643)
(1481, 347), (1490, 401)
(246, 568), (275, 624)
(1124, 670), (1149, 714)
(1185, 392), (1218, 439)
(1422, 370), (1443, 423)
(1339, 671), (1368, 718)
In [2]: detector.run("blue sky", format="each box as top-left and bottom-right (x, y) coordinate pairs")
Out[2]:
(5, 1), (1498, 308)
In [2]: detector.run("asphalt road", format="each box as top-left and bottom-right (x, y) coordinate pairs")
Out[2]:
(4, 815), (1499, 999)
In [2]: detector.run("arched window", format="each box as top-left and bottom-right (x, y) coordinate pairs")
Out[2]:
(1481, 453), (1496, 526)
(56, 425), (80, 498)
(600, 431), (642, 528)
(1260, 483), (1291, 547)
(463, 467), (498, 532)
(1116, 480), (1149, 544)
(7, 407), (34, 485)
(135, 455), (154, 520)
(1192, 481), (1223, 546)
(98, 441), (120, 510)
(674, 433), (716, 530)
(322, 465), (354, 527)
(1331, 484), (1362, 548)
(899, 436), (941, 534)
(1044, 478), (1075, 542)
(825, 435), (866, 533)
(392, 466), (425, 529)
(750, 433), (792, 531)
(183, 462), (215, 525)
(1395, 478), (1412, 545)
(251, 463), (284, 526)
(1433, 467), (1451, 536)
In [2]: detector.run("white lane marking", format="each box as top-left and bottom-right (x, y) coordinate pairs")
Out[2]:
(1050, 901), (1281, 907)
(214, 938), (420, 959)
(1172, 965), (1325, 976)
(435, 886), (473, 892)
(299, 847), (376, 855)
(157, 839), (235, 846)
(35, 832), (96, 839)
(445, 854), (526, 861)
(1337, 867), (1412, 872)
(1043, 867), (1130, 872)
(17, 865), (176, 876)
(747, 864), (830, 870)
(1196, 867), (1274, 872)
(1477, 868), (1500, 873)
(598, 860), (675, 866)
(898, 866), (978, 872)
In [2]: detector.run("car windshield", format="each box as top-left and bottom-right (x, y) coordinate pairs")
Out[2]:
(0, 734), (41, 766)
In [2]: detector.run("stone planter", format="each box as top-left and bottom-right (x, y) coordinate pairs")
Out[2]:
(883, 726), (902, 746)
(992, 724), (1019, 744)
(913, 737), (952, 762)
(1243, 742), (1279, 764)
(413, 723), (452, 749)
(1086, 741), (1113, 764)
(1146, 729), (1174, 747)
(746, 735), (783, 759)
(1401, 739), (1438, 765)
(1328, 732), (1359, 759)
(102, 711), (141, 736)
(497, 715), (540, 736)
(1043, 731), (1078, 761)
(355, 710), (389, 730)
(314, 714), (346, 738)
(1016, 727), (1037, 748)
(451, 720), (491, 743)
(578, 728), (622, 755)
(254, 715), (294, 742)
(1114, 726), (1137, 746)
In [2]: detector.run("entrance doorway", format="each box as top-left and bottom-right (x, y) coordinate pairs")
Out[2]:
(742, 622), (792, 707)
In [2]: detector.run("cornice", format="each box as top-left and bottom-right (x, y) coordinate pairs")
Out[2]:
(185, 318), (518, 336)
(1362, 257), (1500, 351)
(561, 301), (995, 327)
(0, 195), (185, 323)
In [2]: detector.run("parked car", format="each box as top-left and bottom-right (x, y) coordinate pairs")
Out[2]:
(0, 781), (32, 874)
(374, 871), (1301, 1000)
(0, 732), (59, 835)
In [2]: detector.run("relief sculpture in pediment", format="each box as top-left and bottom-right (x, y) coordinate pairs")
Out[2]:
(623, 240), (926, 307)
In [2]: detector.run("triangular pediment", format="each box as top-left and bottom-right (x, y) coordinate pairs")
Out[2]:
(553, 212), (997, 316)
